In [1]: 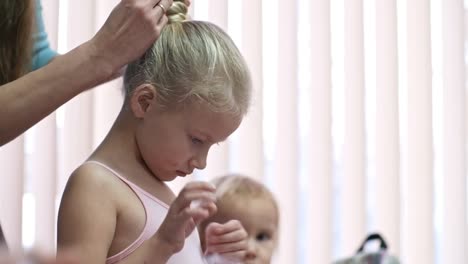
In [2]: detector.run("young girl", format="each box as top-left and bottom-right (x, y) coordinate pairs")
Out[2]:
(57, 1), (252, 263)
(199, 175), (279, 264)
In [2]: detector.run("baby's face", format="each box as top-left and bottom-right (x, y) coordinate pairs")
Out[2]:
(217, 197), (278, 264)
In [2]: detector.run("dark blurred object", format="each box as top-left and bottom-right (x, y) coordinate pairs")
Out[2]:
(333, 233), (400, 264)
(0, 223), (6, 249)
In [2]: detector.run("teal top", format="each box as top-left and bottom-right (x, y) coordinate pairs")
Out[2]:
(31, 0), (57, 71)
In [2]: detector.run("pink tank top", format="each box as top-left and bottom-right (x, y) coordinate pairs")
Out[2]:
(85, 161), (206, 264)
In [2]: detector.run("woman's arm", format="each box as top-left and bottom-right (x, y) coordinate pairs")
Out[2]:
(0, 44), (106, 146)
(0, 0), (172, 146)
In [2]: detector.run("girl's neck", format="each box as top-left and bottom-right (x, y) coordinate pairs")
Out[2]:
(89, 109), (153, 182)
(89, 109), (176, 203)
(89, 110), (174, 204)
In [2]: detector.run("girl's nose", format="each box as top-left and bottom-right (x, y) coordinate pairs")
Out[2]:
(190, 153), (207, 170)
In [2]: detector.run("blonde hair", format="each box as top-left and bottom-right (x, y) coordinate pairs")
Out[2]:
(199, 174), (279, 251)
(123, 0), (251, 116)
(212, 174), (278, 214)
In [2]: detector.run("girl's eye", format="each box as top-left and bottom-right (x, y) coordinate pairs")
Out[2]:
(256, 232), (271, 242)
(191, 136), (203, 145)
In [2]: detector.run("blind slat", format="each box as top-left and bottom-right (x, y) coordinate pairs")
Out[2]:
(342, 0), (366, 255)
(307, 0), (333, 262)
(208, 0), (228, 31)
(274, 0), (299, 263)
(375, 0), (400, 256)
(32, 117), (57, 253)
(0, 138), (24, 251)
(403, 0), (434, 262)
(41, 0), (59, 50)
(442, 0), (466, 262)
(231, 0), (264, 180)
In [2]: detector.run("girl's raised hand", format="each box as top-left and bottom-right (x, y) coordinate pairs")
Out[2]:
(153, 181), (218, 253)
(204, 220), (248, 262)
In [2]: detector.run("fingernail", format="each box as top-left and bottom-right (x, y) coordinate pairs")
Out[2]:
(190, 199), (203, 210)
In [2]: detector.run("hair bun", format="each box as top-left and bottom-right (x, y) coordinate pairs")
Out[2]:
(167, 0), (189, 23)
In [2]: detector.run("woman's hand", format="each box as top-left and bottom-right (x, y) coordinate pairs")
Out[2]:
(87, 0), (174, 79)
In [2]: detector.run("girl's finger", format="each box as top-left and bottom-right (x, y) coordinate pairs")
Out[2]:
(205, 220), (244, 236)
(205, 228), (247, 245)
(205, 239), (248, 255)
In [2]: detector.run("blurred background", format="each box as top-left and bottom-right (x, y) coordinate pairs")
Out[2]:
(0, 0), (467, 263)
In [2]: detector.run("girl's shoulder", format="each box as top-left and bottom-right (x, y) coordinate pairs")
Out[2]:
(57, 162), (122, 261)
(63, 161), (144, 210)
(66, 162), (121, 195)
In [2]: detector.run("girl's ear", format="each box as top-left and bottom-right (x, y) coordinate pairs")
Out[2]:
(129, 84), (157, 118)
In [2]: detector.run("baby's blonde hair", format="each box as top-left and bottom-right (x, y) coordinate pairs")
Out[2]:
(212, 174), (278, 215)
(124, 0), (251, 116)
(199, 174), (279, 251)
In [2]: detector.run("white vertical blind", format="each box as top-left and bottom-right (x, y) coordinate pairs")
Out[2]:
(306, 0), (333, 263)
(230, 0), (264, 181)
(441, 0), (466, 263)
(274, 0), (299, 263)
(0, 138), (24, 252)
(208, 0), (228, 31)
(375, 0), (401, 256)
(41, 0), (59, 49)
(342, 0), (367, 255)
(403, 0), (435, 263)
(31, 118), (57, 253)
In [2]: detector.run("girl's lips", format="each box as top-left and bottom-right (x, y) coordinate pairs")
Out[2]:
(176, 170), (188, 176)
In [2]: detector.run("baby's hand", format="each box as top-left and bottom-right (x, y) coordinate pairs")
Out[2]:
(154, 181), (217, 254)
(204, 220), (248, 262)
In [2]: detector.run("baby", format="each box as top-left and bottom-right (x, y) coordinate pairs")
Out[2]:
(199, 175), (279, 264)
